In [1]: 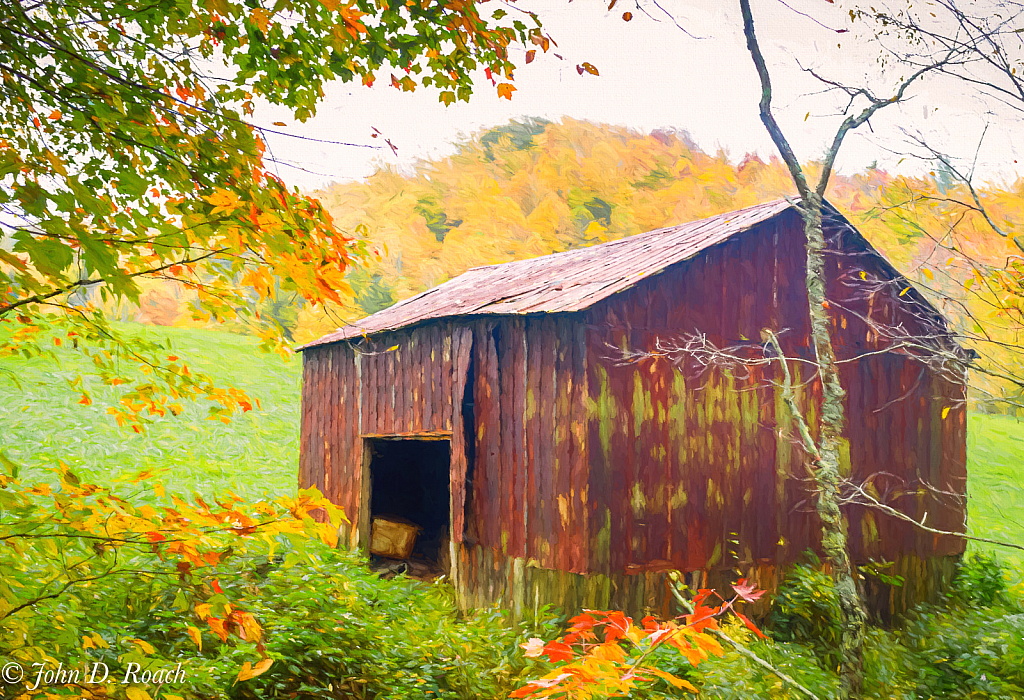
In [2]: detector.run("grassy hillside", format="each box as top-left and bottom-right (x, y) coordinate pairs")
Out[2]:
(2, 322), (1022, 574)
(967, 413), (1024, 573)
(0, 323), (302, 501)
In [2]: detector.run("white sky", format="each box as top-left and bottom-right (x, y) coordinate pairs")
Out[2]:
(254, 0), (1024, 193)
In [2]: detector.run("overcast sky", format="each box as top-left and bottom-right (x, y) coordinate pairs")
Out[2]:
(253, 0), (1024, 193)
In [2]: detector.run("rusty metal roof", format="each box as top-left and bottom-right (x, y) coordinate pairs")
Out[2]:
(304, 199), (796, 347)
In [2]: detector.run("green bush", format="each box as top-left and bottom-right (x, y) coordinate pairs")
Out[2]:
(950, 552), (1008, 607)
(688, 625), (842, 700)
(896, 603), (1024, 698)
(766, 554), (844, 672)
(213, 548), (559, 700)
(0, 460), (558, 700)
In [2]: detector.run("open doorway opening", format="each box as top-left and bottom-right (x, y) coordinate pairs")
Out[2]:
(366, 437), (450, 578)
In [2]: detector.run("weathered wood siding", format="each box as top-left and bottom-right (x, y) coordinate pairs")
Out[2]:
(299, 209), (967, 619)
(579, 210), (965, 616)
(298, 322), (462, 548)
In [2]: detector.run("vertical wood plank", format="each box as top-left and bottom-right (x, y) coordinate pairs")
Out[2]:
(423, 324), (436, 432)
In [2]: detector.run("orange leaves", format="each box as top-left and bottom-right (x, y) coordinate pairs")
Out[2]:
(11, 459), (346, 691)
(207, 616), (230, 642)
(249, 7), (270, 33)
(540, 640), (574, 663)
(205, 188), (242, 216)
(187, 626), (203, 651)
(576, 62), (599, 76)
(515, 583), (766, 699)
(646, 668), (698, 693)
(235, 658), (273, 683)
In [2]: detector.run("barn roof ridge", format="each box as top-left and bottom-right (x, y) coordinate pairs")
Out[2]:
(302, 197), (923, 349)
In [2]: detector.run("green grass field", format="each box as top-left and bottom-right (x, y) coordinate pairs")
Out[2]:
(966, 412), (1024, 573)
(0, 323), (302, 500)
(2, 322), (1023, 571)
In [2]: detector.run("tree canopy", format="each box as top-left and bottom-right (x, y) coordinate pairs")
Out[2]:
(0, 0), (545, 426)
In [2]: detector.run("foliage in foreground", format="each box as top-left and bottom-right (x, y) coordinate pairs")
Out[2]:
(513, 553), (1024, 700)
(0, 459), (557, 699)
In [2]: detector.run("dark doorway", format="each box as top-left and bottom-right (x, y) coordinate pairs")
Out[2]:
(367, 438), (450, 566)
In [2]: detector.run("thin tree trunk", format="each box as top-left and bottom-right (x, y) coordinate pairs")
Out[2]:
(737, 2), (869, 695)
(789, 198), (869, 696)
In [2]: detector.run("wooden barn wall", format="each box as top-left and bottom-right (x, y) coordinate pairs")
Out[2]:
(454, 316), (593, 615)
(299, 322), (468, 548)
(577, 211), (966, 616)
(298, 342), (361, 530)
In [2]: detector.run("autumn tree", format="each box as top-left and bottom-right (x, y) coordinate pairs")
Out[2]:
(840, 0), (1024, 414)
(0, 0), (547, 426)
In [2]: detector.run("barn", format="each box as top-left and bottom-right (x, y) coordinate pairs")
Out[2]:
(298, 198), (967, 619)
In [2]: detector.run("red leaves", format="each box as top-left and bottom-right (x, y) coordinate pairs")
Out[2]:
(732, 578), (765, 603)
(525, 50), (536, 64)
(514, 601), (740, 698)
(564, 612), (598, 643)
(688, 603), (721, 633)
(541, 641), (574, 663)
(602, 611), (631, 643)
(735, 610), (768, 639)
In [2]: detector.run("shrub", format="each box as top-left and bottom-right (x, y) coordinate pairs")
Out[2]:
(0, 461), (558, 699)
(950, 552), (1008, 607)
(766, 554), (844, 672)
(898, 604), (1024, 698)
(215, 547), (559, 700)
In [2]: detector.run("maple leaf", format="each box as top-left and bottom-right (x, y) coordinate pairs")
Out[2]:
(732, 578), (765, 602)
(205, 188), (242, 216)
(249, 7), (270, 33)
(602, 611), (631, 643)
(541, 640), (575, 663)
(647, 667), (698, 693)
(235, 658), (273, 683)
(521, 637), (545, 657)
(688, 604), (720, 634)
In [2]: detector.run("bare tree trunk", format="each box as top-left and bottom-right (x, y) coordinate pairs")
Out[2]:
(794, 199), (869, 696)
(737, 3), (870, 695)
